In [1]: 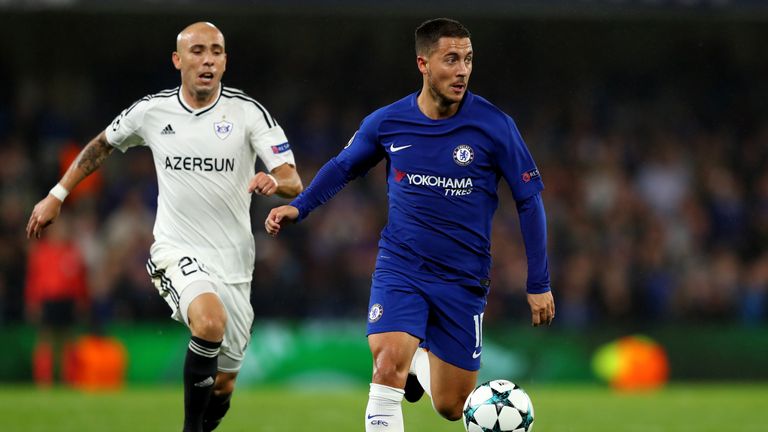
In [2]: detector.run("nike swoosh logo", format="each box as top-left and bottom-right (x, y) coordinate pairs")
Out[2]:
(389, 144), (412, 152)
(472, 350), (482, 359)
(367, 414), (393, 419)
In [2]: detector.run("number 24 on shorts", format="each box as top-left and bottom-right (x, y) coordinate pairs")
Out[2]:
(179, 256), (210, 276)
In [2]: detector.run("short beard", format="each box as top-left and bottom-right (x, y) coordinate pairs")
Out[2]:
(193, 87), (214, 102)
(426, 71), (458, 109)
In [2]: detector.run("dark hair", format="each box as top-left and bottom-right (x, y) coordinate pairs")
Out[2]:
(415, 18), (471, 56)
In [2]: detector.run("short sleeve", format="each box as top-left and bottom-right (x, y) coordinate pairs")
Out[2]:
(251, 123), (296, 172)
(104, 98), (149, 152)
(499, 116), (544, 201)
(247, 102), (296, 172)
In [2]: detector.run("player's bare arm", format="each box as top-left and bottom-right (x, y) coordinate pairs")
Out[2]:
(264, 205), (299, 237)
(527, 291), (555, 327)
(26, 131), (114, 239)
(75, 132), (114, 179)
(247, 163), (303, 198)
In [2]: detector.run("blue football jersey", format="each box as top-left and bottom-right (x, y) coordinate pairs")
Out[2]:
(331, 91), (544, 285)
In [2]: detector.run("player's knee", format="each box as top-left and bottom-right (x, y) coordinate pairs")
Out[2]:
(433, 390), (469, 421)
(372, 363), (408, 386)
(433, 398), (464, 421)
(186, 291), (228, 341)
(190, 312), (227, 341)
(372, 356), (409, 387)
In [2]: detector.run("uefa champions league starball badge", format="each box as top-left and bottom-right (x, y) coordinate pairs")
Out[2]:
(453, 144), (474, 166)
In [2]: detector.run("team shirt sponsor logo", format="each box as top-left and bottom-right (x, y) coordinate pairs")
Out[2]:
(271, 142), (291, 154)
(393, 168), (473, 196)
(368, 303), (383, 323)
(453, 144), (474, 166)
(164, 156), (235, 172)
(521, 168), (540, 183)
(213, 121), (233, 140)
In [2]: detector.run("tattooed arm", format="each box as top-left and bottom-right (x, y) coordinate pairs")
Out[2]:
(26, 131), (114, 238)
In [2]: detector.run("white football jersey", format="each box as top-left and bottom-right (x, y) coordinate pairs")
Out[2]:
(105, 84), (295, 283)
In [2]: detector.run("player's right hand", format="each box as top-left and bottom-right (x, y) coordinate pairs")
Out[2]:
(26, 195), (63, 239)
(264, 205), (299, 237)
(527, 291), (555, 327)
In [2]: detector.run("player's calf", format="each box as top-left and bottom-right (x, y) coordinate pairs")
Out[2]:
(183, 337), (221, 432)
(202, 373), (236, 432)
(365, 383), (405, 432)
(202, 392), (231, 432)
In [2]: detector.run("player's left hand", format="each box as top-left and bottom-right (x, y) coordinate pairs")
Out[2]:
(248, 172), (279, 196)
(527, 291), (555, 327)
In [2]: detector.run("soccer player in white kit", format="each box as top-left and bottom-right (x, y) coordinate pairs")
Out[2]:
(26, 22), (303, 432)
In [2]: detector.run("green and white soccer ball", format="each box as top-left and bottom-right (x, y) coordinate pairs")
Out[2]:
(462, 379), (535, 432)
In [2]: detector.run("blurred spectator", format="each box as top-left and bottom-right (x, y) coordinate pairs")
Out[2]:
(97, 188), (157, 322)
(0, 138), (34, 323)
(634, 139), (691, 220)
(25, 214), (88, 386)
(741, 254), (768, 324)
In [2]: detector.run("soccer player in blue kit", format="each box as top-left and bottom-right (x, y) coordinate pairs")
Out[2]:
(265, 18), (554, 432)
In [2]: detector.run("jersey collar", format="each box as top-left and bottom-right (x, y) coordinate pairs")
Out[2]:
(412, 90), (473, 121)
(177, 84), (223, 116)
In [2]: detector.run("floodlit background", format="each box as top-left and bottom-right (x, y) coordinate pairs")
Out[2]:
(0, 1), (766, 431)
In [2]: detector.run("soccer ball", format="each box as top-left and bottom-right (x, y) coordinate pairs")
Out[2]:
(462, 379), (534, 432)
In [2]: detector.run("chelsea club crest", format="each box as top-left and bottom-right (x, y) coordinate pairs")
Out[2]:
(214, 121), (233, 140)
(453, 144), (474, 166)
(368, 303), (384, 323)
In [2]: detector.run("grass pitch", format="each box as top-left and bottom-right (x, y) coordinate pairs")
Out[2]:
(0, 383), (765, 431)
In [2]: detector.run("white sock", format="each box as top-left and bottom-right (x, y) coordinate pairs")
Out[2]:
(365, 383), (405, 432)
(410, 348), (432, 398)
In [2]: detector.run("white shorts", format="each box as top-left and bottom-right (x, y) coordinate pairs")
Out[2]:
(146, 248), (254, 372)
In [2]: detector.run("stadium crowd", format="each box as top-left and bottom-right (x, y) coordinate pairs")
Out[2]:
(0, 16), (765, 329)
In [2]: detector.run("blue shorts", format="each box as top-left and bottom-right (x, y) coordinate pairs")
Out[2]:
(366, 268), (488, 371)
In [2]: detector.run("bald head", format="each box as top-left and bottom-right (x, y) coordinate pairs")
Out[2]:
(176, 22), (225, 52)
(172, 21), (227, 108)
